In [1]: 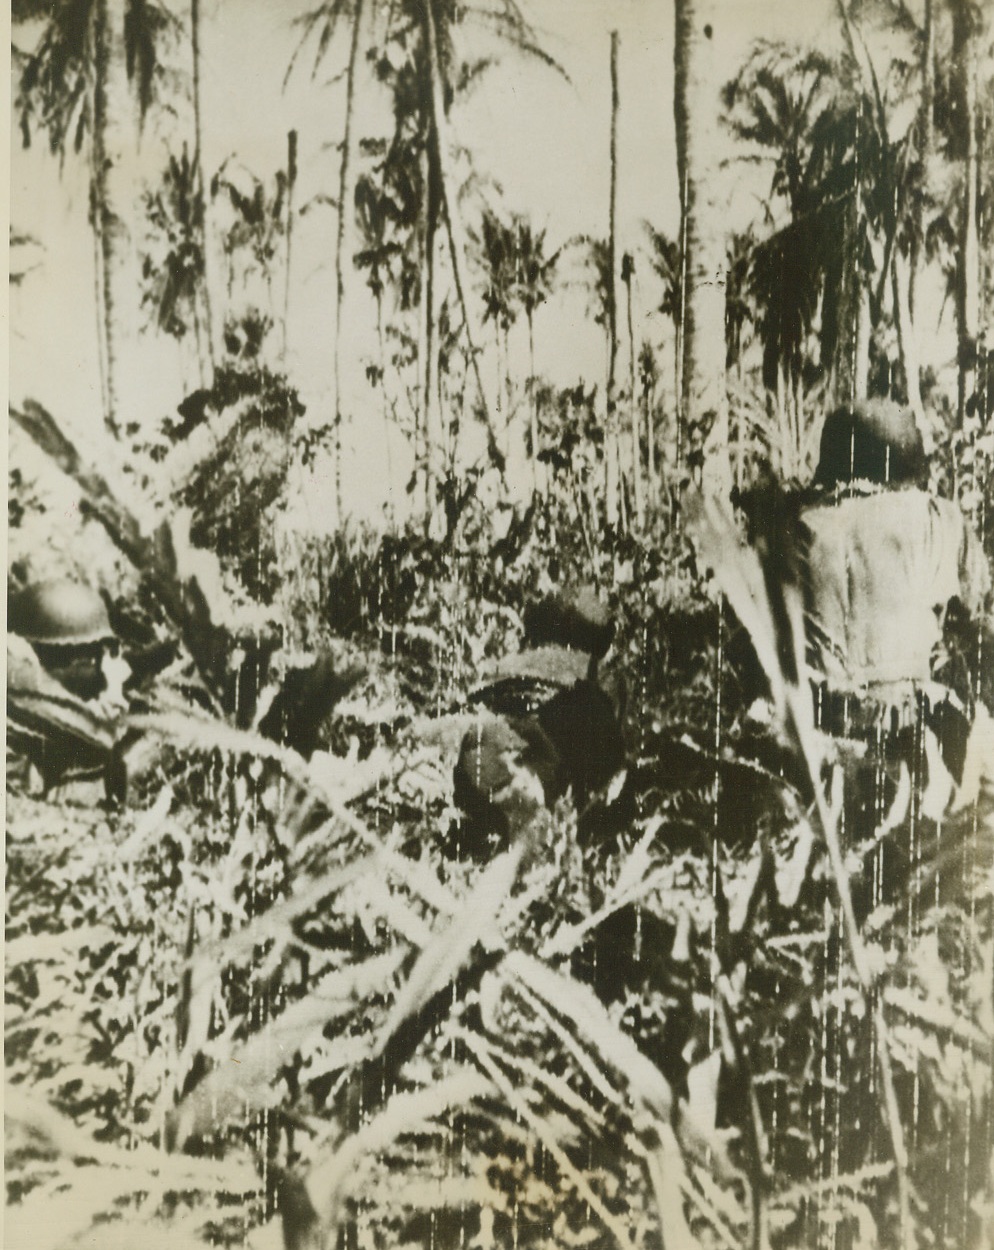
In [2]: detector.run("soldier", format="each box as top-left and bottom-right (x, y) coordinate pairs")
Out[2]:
(452, 585), (625, 859)
(803, 401), (989, 732)
(7, 579), (131, 796)
(9, 579), (130, 709)
(799, 399), (992, 895)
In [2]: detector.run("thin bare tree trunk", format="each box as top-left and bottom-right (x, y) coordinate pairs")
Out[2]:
(423, 0), (501, 473)
(605, 30), (620, 526)
(494, 323), (505, 461)
(191, 287), (207, 387)
(191, 0), (215, 380)
(374, 286), (396, 525)
(674, 0), (730, 495)
(528, 312), (542, 496)
(951, 0), (980, 426)
(855, 285), (871, 403)
(415, 145), (431, 517)
(835, 186), (870, 407)
(422, 171), (439, 522)
(503, 323), (512, 436)
(333, 0), (366, 520)
(909, 0), (933, 322)
(892, 252), (924, 427)
(89, 163), (111, 423)
(625, 263), (643, 525)
(673, 312), (683, 468)
(283, 129), (298, 366)
(836, 0), (922, 430)
(644, 368), (657, 506)
(92, 0), (126, 441)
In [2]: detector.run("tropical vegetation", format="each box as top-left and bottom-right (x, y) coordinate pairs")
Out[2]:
(8, 1), (994, 1248)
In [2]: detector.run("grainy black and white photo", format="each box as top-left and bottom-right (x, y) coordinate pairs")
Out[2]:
(6, 0), (994, 1246)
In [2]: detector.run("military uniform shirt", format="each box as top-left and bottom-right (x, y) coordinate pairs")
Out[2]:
(800, 488), (990, 696)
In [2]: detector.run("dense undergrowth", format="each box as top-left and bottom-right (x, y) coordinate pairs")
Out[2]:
(6, 390), (994, 1250)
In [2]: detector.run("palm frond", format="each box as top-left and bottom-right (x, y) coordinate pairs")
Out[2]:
(284, 0), (356, 86)
(124, 0), (178, 127)
(460, 4), (569, 82)
(374, 844), (524, 1050)
(15, 0), (94, 159)
(173, 950), (409, 1146)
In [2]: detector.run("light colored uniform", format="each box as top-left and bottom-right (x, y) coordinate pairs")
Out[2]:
(801, 488), (990, 702)
(801, 487), (992, 820)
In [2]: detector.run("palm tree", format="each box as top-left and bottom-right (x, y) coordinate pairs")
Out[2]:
(355, 170), (406, 446)
(212, 159), (289, 358)
(606, 29), (621, 524)
(141, 146), (211, 385)
(420, 0), (496, 502)
(359, 47), (434, 509)
(673, 0), (731, 494)
(724, 22), (942, 431)
(292, 0), (563, 519)
(472, 208), (559, 488)
(288, 0), (367, 518)
(645, 223), (683, 424)
(725, 229), (755, 488)
(638, 341), (659, 502)
(833, 0), (926, 425)
(512, 217), (559, 494)
(474, 206), (519, 456)
(15, 0), (175, 439)
(579, 234), (612, 526)
(392, 0), (566, 512)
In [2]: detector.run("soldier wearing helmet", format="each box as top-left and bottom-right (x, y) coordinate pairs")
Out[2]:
(800, 399), (992, 813)
(8, 579), (130, 709)
(7, 579), (134, 798)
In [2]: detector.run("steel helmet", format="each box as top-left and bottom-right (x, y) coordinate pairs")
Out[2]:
(813, 399), (927, 489)
(8, 580), (114, 646)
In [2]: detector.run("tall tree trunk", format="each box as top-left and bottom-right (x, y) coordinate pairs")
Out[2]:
(333, 0), (366, 520)
(834, 190), (870, 406)
(836, 0), (923, 430)
(624, 261), (643, 526)
(283, 129), (298, 366)
(527, 311), (542, 496)
(951, 0), (981, 426)
(191, 277), (208, 387)
(605, 30), (621, 526)
(672, 311), (683, 464)
(92, 0), (131, 441)
(415, 143), (440, 520)
(494, 323), (505, 461)
(422, 0), (502, 473)
(422, 151), (440, 524)
(503, 322), (512, 439)
(909, 0), (933, 322)
(415, 145), (431, 517)
(892, 253), (924, 429)
(191, 0), (215, 381)
(643, 365), (657, 506)
(673, 0), (731, 495)
(89, 168), (111, 423)
(374, 285), (396, 525)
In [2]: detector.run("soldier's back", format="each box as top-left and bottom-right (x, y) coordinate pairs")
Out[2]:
(800, 488), (989, 695)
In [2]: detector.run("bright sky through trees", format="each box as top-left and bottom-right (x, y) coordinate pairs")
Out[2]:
(10, 0), (839, 521)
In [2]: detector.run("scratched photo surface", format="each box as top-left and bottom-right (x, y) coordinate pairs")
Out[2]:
(7, 1), (994, 1247)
